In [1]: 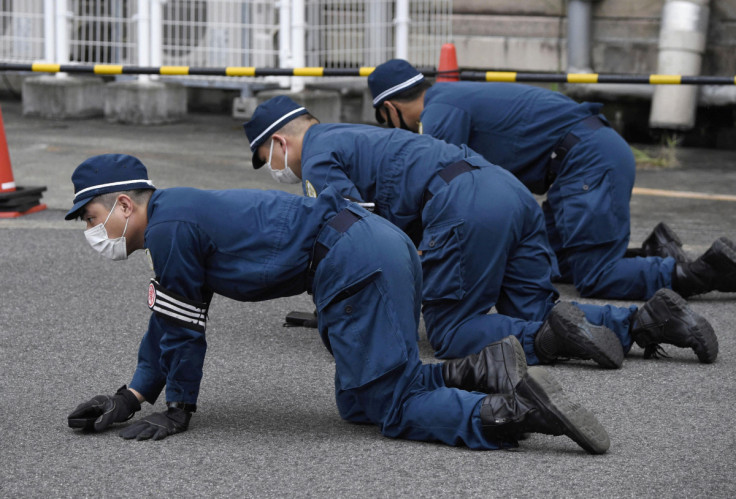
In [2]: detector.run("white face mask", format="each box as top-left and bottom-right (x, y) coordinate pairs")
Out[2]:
(266, 138), (300, 184)
(84, 199), (129, 261)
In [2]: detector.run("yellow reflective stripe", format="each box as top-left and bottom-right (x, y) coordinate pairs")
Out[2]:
(31, 63), (60, 73)
(567, 73), (598, 84)
(160, 66), (189, 75)
(650, 74), (681, 84)
(93, 64), (123, 75)
(359, 67), (374, 77)
(294, 67), (324, 76)
(485, 71), (517, 82)
(226, 66), (256, 76)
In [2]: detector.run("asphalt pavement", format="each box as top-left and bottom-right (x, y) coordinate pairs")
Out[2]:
(1, 98), (735, 498)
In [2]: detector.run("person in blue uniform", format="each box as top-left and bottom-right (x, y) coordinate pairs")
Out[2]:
(366, 59), (736, 301)
(245, 96), (719, 369)
(64, 153), (613, 453)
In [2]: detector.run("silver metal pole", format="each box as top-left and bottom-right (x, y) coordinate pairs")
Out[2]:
(395, 0), (410, 60)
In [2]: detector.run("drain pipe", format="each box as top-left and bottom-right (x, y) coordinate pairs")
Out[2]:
(567, 0), (594, 73)
(649, 0), (711, 130)
(564, 0), (653, 104)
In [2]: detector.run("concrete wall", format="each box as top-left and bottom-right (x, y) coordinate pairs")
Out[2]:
(452, 0), (736, 75)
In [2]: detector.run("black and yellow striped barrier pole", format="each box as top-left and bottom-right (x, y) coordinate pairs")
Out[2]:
(458, 71), (736, 85)
(0, 62), (381, 77)
(1, 62), (735, 85)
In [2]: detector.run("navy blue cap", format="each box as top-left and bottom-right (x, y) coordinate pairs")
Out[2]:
(65, 154), (155, 220)
(242, 96), (309, 169)
(367, 59), (425, 123)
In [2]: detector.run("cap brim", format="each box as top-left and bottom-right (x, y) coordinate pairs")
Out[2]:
(252, 150), (265, 169)
(64, 197), (93, 220)
(374, 107), (386, 124)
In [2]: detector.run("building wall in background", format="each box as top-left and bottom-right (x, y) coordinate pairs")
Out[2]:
(452, 0), (736, 76)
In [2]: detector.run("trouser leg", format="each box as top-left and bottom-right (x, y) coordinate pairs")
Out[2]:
(317, 217), (507, 449)
(545, 132), (674, 300)
(423, 301), (544, 363)
(496, 193), (560, 320)
(420, 176), (557, 362)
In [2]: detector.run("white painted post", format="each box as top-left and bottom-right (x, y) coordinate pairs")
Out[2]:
(649, 0), (711, 130)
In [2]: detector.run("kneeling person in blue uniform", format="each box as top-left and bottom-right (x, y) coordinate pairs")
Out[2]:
(244, 97), (719, 369)
(64, 153), (610, 453)
(367, 59), (736, 302)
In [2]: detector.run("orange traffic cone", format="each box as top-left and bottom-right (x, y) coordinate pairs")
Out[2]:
(0, 105), (46, 218)
(436, 43), (460, 82)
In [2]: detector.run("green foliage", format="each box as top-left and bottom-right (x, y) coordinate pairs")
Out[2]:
(631, 134), (681, 170)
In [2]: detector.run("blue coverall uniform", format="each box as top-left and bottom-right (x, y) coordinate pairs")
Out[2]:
(127, 185), (502, 449)
(299, 124), (637, 361)
(420, 82), (675, 300)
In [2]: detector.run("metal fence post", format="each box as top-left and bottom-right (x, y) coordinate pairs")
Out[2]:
(278, 0), (292, 89)
(291, 0), (305, 92)
(395, 0), (409, 60)
(43, 0), (54, 62)
(150, 0), (163, 69)
(54, 0), (70, 72)
(137, 0), (151, 81)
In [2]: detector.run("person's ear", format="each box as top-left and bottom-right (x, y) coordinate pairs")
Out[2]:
(271, 134), (287, 151)
(384, 101), (401, 127)
(117, 194), (134, 216)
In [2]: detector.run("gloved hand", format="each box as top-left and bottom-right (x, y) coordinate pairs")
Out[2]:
(68, 385), (141, 432)
(118, 406), (191, 441)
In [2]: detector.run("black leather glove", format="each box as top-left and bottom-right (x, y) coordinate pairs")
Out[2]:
(68, 385), (141, 432)
(118, 406), (192, 441)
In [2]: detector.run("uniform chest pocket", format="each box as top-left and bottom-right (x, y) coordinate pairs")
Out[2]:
(418, 220), (467, 301)
(551, 169), (622, 248)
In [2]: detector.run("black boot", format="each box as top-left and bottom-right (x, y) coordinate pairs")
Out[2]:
(534, 302), (624, 369)
(672, 237), (736, 298)
(479, 366), (610, 454)
(631, 288), (718, 363)
(641, 222), (690, 263)
(442, 335), (527, 394)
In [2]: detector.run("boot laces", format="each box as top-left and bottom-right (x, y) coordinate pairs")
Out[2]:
(637, 317), (675, 359)
(643, 344), (671, 359)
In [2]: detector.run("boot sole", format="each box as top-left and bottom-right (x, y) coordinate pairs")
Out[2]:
(521, 367), (610, 454)
(549, 303), (624, 369)
(655, 288), (718, 363)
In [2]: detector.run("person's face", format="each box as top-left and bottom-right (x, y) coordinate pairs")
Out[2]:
(258, 135), (287, 171)
(81, 198), (127, 238)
